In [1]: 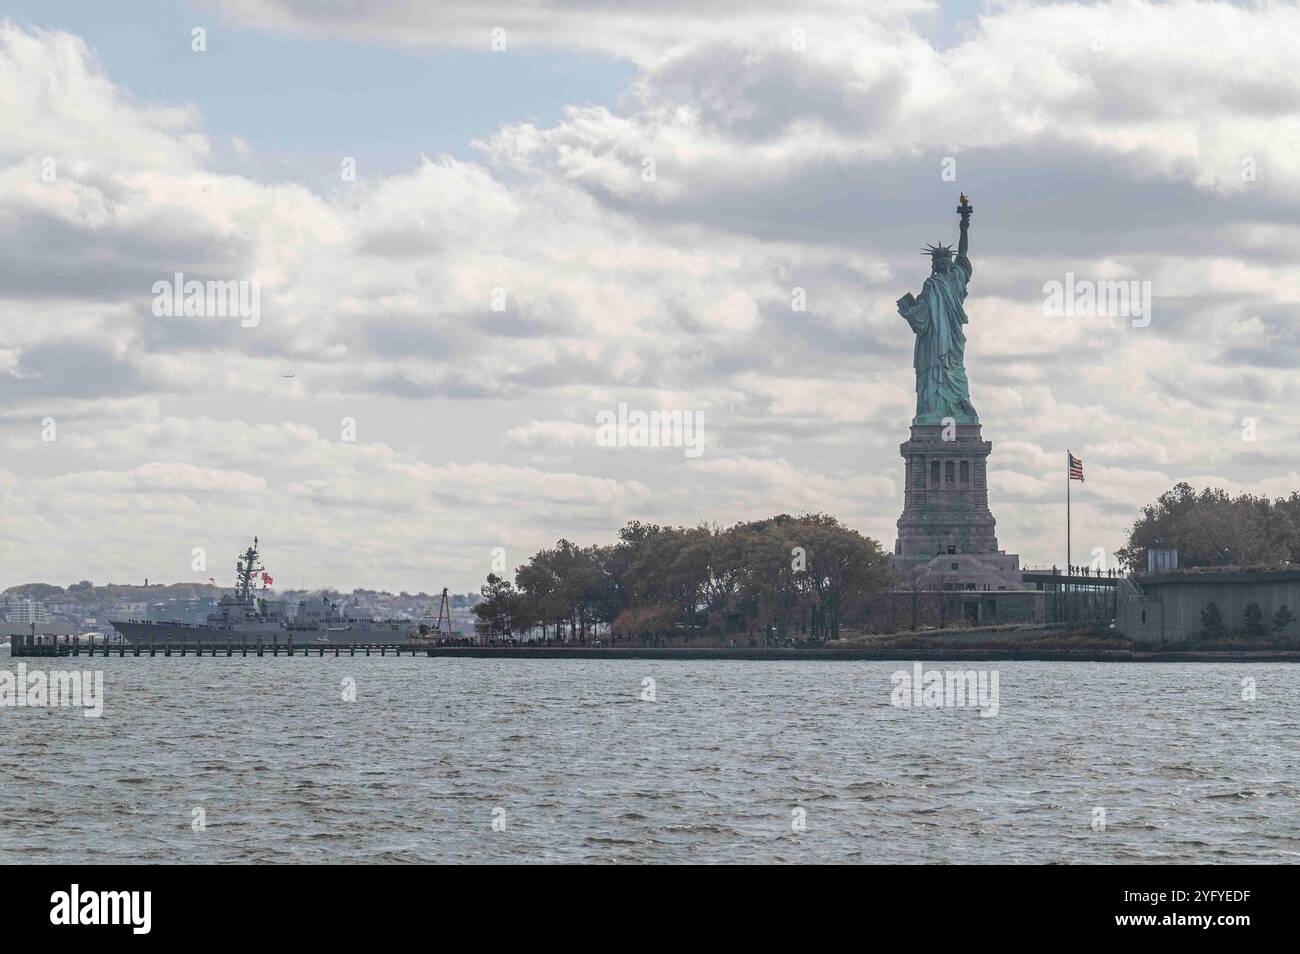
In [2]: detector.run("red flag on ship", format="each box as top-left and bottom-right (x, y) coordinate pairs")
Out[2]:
(261, 572), (274, 586)
(1068, 452), (1084, 481)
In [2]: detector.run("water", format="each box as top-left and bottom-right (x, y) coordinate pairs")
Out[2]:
(1, 655), (1297, 863)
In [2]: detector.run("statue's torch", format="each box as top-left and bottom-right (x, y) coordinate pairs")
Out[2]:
(957, 192), (973, 225)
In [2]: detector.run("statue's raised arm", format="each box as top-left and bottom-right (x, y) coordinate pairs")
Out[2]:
(956, 192), (972, 269)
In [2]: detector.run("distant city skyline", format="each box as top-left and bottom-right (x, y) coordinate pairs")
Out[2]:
(2, 1), (1299, 592)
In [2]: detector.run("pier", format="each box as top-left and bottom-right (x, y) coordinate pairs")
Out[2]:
(8, 632), (452, 658)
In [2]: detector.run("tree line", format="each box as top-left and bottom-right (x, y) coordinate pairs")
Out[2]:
(1199, 602), (1294, 641)
(473, 514), (894, 644)
(1117, 482), (1300, 570)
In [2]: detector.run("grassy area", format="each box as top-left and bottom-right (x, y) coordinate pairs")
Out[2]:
(837, 623), (1137, 652)
(837, 622), (1300, 653)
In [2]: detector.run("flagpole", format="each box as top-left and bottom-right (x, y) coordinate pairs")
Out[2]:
(1066, 450), (1072, 574)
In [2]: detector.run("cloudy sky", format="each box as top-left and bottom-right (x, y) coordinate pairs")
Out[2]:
(0, 0), (1297, 593)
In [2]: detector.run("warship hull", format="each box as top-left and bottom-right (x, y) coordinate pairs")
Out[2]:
(111, 619), (419, 646)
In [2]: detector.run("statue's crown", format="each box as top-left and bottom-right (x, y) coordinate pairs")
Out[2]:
(921, 242), (954, 258)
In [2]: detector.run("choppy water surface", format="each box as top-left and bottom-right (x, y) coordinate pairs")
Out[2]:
(1, 653), (1297, 863)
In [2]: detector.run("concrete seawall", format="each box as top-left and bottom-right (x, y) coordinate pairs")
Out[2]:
(9, 641), (1298, 663)
(420, 646), (1300, 663)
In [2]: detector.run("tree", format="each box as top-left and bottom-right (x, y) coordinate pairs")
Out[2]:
(513, 549), (564, 639)
(585, 545), (628, 637)
(4, 583), (66, 600)
(799, 516), (893, 640)
(1117, 482), (1294, 570)
(611, 603), (678, 642)
(1242, 603), (1265, 639)
(1272, 605), (1295, 635)
(1199, 602), (1225, 639)
(473, 573), (516, 636)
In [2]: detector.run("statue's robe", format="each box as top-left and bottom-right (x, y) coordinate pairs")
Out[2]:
(899, 254), (979, 425)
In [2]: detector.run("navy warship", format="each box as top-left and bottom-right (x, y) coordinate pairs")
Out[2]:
(111, 538), (450, 646)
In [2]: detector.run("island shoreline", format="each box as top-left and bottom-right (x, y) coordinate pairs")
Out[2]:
(417, 646), (1300, 663)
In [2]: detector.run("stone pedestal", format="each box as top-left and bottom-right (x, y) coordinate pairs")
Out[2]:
(893, 422), (999, 567)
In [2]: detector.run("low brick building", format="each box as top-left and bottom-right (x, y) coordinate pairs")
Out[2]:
(894, 551), (1042, 625)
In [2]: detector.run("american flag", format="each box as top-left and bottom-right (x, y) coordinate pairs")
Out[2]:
(1068, 452), (1084, 481)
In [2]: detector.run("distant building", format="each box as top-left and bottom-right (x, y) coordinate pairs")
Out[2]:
(113, 601), (149, 620)
(1117, 569), (1300, 643)
(0, 596), (50, 624)
(44, 601), (83, 620)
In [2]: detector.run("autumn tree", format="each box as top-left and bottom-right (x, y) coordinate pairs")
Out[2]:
(493, 514), (894, 644)
(1117, 482), (1295, 570)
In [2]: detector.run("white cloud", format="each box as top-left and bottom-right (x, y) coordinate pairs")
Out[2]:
(207, 0), (931, 65)
(0, 22), (209, 172)
(504, 419), (596, 448)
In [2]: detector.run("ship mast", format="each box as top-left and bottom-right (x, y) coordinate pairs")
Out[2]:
(234, 537), (263, 602)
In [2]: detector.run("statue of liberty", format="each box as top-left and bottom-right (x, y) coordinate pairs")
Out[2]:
(896, 194), (978, 425)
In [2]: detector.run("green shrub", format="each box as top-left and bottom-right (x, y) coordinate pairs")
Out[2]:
(1200, 602), (1225, 639)
(1243, 603), (1266, 639)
